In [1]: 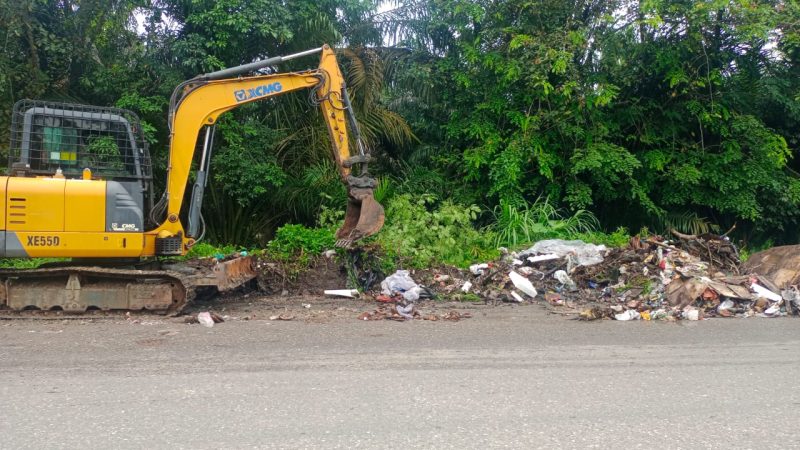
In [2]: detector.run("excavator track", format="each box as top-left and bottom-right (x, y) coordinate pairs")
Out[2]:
(0, 256), (256, 319)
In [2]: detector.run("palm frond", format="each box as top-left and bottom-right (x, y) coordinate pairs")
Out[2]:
(657, 211), (720, 236)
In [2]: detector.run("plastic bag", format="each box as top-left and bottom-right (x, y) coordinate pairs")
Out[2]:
(197, 312), (215, 328)
(614, 310), (641, 321)
(380, 270), (418, 296)
(520, 239), (607, 267)
(554, 270), (577, 291)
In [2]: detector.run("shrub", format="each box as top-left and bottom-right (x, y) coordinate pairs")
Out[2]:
(267, 224), (335, 260)
(376, 194), (498, 268)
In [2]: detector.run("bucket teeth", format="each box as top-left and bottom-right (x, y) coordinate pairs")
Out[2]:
(335, 190), (385, 248)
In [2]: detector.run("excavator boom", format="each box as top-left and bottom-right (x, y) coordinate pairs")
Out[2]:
(153, 44), (383, 252)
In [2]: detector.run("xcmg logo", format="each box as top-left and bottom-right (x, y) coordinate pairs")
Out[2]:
(234, 82), (283, 102)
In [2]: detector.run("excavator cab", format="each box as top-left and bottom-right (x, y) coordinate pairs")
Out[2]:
(9, 99), (152, 182)
(7, 99), (155, 240)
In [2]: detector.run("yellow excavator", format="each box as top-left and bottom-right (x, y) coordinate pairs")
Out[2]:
(0, 44), (384, 314)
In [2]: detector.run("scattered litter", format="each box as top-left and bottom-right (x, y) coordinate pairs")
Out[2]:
(380, 270), (418, 296)
(403, 286), (423, 302)
(545, 292), (564, 306)
(751, 283), (781, 302)
(450, 229), (799, 323)
(249, 229), (800, 326)
(509, 271), (537, 298)
(197, 312), (215, 328)
(650, 309), (668, 320)
(553, 270), (577, 291)
(717, 299), (736, 316)
(762, 303), (782, 317)
(269, 314), (295, 321)
(517, 266), (535, 276)
(324, 289), (359, 298)
(527, 254), (560, 263)
(470, 263), (490, 275)
(358, 310), (384, 321)
(323, 249), (337, 258)
(578, 307), (606, 321)
(683, 307), (701, 321)
(396, 303), (415, 320)
(357, 307), (470, 322)
(614, 309), (641, 321)
(441, 311), (472, 321)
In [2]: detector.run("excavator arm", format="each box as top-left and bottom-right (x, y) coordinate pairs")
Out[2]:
(149, 44), (383, 254)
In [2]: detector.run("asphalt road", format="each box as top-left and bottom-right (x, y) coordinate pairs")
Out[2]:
(1, 304), (798, 449)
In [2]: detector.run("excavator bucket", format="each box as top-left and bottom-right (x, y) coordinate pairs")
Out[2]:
(335, 186), (385, 248)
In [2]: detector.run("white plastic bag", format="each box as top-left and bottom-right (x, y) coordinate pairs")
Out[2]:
(614, 310), (641, 321)
(520, 239), (607, 267)
(380, 270), (418, 296)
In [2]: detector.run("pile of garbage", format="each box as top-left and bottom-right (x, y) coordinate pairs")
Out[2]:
(350, 269), (473, 321)
(339, 230), (800, 323)
(460, 234), (799, 321)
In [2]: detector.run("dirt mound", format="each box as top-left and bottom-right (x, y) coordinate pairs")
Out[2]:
(256, 256), (349, 296)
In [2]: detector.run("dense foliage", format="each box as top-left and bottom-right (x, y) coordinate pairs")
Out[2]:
(2, 0), (799, 260)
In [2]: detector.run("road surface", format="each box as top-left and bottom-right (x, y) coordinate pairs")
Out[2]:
(1, 303), (798, 449)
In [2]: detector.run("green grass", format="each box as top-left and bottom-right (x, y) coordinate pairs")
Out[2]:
(0, 258), (68, 269)
(183, 242), (242, 259)
(572, 227), (631, 248)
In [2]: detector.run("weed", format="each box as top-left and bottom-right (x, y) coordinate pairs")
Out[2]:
(184, 242), (241, 259)
(0, 258), (67, 269)
(573, 227), (631, 248)
(268, 224), (335, 259)
(491, 197), (599, 249)
(262, 224), (338, 280)
(452, 292), (482, 302)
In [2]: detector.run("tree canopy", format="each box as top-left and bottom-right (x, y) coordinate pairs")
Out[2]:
(1, 0), (799, 246)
